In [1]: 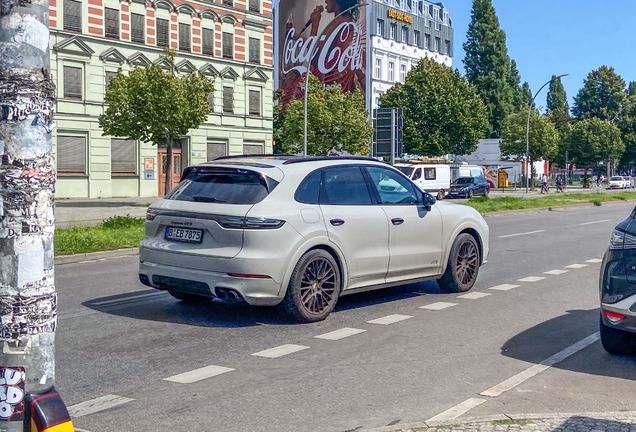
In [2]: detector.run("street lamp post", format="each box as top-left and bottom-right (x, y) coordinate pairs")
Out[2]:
(303, 5), (360, 156)
(525, 74), (568, 193)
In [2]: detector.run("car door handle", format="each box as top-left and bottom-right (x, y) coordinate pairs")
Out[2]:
(391, 218), (404, 226)
(330, 219), (345, 226)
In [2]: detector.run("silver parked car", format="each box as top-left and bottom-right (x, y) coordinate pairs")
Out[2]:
(139, 156), (490, 322)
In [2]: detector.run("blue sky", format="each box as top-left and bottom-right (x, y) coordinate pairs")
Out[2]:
(449, 0), (636, 109)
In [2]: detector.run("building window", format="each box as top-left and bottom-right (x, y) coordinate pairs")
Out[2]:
(429, 4), (434, 16)
(445, 40), (451, 55)
(202, 28), (214, 55)
(223, 32), (233, 59)
(249, 0), (259, 13)
(400, 64), (406, 82)
(244, 143), (263, 154)
(425, 33), (430, 49)
(375, 97), (380, 107)
(157, 18), (169, 47)
(418, 1), (424, 14)
(111, 139), (137, 176)
(63, 0), (81, 32)
(406, 0), (412, 12)
(223, 0), (233, 6)
(395, 0), (401, 8)
(179, 23), (191, 52)
(105, 71), (117, 89)
(57, 135), (86, 175)
(390, 23), (396, 40)
(207, 142), (227, 161)
(377, 19), (384, 35)
(435, 37), (440, 52)
(105, 8), (119, 39)
(401, 27), (408, 43)
(63, 66), (82, 99)
(131, 13), (145, 44)
(207, 92), (214, 112)
(414, 30), (420, 47)
(223, 86), (233, 113)
(249, 90), (261, 116)
(374, 59), (382, 79)
(388, 62), (395, 81)
(249, 37), (260, 64)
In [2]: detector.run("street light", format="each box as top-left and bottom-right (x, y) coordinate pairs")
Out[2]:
(303, 4), (361, 157)
(525, 74), (568, 193)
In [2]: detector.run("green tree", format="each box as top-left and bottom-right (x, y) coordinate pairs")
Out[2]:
(99, 49), (214, 194)
(463, 0), (513, 137)
(546, 75), (569, 114)
(379, 58), (488, 157)
(572, 66), (626, 120)
(628, 81), (636, 97)
(616, 94), (636, 168)
(274, 75), (372, 156)
(568, 118), (624, 178)
(508, 59), (525, 112)
(500, 108), (560, 165)
(521, 82), (532, 107)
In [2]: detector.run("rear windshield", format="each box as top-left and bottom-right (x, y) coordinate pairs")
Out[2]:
(396, 166), (415, 177)
(165, 169), (278, 204)
(453, 177), (473, 185)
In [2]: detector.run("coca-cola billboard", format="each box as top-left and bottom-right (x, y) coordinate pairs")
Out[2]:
(275, 0), (368, 108)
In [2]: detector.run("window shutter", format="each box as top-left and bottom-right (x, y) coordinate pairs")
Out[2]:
(179, 23), (191, 51)
(57, 136), (86, 174)
(63, 0), (81, 32)
(207, 142), (227, 161)
(202, 28), (214, 55)
(223, 87), (233, 113)
(207, 92), (214, 112)
(105, 8), (119, 39)
(156, 18), (169, 47)
(249, 38), (260, 64)
(243, 144), (263, 155)
(63, 66), (82, 99)
(111, 139), (137, 175)
(249, 0), (259, 12)
(131, 13), (145, 43)
(249, 90), (260, 116)
(222, 32), (233, 58)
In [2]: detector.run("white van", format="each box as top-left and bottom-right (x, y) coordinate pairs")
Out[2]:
(394, 163), (451, 200)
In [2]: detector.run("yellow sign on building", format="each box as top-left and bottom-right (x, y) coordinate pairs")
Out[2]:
(388, 9), (414, 24)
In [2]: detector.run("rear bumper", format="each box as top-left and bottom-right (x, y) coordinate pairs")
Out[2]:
(601, 292), (636, 334)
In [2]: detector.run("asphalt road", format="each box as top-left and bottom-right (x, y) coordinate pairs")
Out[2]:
(55, 202), (636, 432)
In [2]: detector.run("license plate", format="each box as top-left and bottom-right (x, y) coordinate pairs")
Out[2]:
(165, 227), (203, 243)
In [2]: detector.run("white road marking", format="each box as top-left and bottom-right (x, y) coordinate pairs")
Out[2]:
(314, 327), (366, 341)
(251, 344), (310, 358)
(498, 230), (546, 239)
(78, 260), (98, 264)
(74, 429), (92, 432)
(366, 314), (413, 325)
(544, 269), (569, 275)
(586, 258), (603, 263)
(517, 276), (545, 283)
(419, 302), (457, 310)
(92, 291), (168, 306)
(457, 292), (491, 300)
(488, 284), (520, 291)
(67, 395), (135, 418)
(163, 365), (235, 384)
(480, 332), (600, 397)
(565, 264), (588, 269)
(579, 219), (610, 226)
(426, 398), (487, 423)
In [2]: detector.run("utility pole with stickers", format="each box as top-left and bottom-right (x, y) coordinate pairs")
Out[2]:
(0, 0), (72, 431)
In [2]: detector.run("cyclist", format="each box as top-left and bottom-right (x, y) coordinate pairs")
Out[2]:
(556, 176), (564, 193)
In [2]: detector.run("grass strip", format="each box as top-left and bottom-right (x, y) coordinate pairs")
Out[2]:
(464, 191), (636, 214)
(55, 215), (145, 256)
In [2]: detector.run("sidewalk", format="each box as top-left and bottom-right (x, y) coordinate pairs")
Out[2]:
(55, 196), (158, 228)
(361, 412), (636, 432)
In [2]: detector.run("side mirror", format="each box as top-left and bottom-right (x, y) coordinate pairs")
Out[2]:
(422, 192), (436, 210)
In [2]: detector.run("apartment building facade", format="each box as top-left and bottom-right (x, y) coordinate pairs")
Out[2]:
(50, 0), (274, 198)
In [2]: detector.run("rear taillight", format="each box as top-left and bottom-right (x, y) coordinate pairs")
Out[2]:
(216, 216), (285, 230)
(146, 210), (157, 221)
(610, 229), (636, 250)
(604, 311), (626, 322)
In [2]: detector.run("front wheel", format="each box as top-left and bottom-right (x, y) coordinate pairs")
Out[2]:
(437, 233), (480, 293)
(484, 188), (490, 197)
(281, 249), (342, 323)
(467, 189), (474, 199)
(600, 316), (636, 355)
(437, 189), (445, 200)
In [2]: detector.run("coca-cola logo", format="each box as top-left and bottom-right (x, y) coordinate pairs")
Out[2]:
(282, 22), (364, 76)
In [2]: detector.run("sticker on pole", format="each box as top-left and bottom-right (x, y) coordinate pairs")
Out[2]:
(0, 367), (25, 422)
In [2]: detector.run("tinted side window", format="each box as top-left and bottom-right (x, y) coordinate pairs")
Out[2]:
(295, 169), (322, 204)
(365, 166), (419, 205)
(424, 167), (436, 180)
(321, 166), (372, 205)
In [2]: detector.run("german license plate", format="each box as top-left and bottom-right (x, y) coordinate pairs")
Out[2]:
(165, 227), (203, 243)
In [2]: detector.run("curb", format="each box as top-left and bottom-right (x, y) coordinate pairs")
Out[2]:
(482, 199), (636, 218)
(54, 248), (139, 265)
(360, 411), (636, 432)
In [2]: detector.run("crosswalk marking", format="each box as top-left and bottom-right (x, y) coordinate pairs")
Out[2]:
(251, 344), (309, 358)
(163, 365), (235, 384)
(544, 269), (568, 275)
(488, 284), (520, 291)
(586, 258), (603, 263)
(565, 264), (588, 269)
(457, 292), (491, 300)
(366, 314), (413, 325)
(314, 328), (366, 341)
(517, 276), (545, 283)
(67, 395), (134, 418)
(419, 302), (457, 310)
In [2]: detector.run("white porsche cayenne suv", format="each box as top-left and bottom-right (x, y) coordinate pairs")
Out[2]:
(139, 156), (490, 322)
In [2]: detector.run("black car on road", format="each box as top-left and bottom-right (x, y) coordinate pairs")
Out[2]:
(448, 176), (490, 199)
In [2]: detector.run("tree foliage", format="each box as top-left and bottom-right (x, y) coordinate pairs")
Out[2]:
(500, 108), (559, 162)
(99, 49), (214, 193)
(572, 66), (626, 120)
(508, 60), (529, 113)
(521, 82), (532, 108)
(379, 58), (488, 157)
(546, 75), (568, 114)
(617, 94), (636, 167)
(567, 118), (624, 169)
(273, 75), (372, 156)
(463, 0), (513, 137)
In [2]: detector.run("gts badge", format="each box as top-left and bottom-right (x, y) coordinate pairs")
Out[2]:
(431, 260), (439, 265)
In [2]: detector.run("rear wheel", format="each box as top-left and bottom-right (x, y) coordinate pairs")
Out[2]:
(168, 290), (210, 304)
(437, 189), (445, 200)
(467, 189), (474, 199)
(438, 233), (480, 293)
(600, 316), (636, 355)
(281, 249), (342, 323)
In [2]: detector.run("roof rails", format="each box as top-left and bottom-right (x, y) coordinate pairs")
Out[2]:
(213, 154), (298, 161)
(282, 156), (380, 165)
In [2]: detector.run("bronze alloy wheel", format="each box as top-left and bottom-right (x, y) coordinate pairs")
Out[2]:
(437, 233), (480, 293)
(455, 241), (478, 286)
(300, 256), (338, 315)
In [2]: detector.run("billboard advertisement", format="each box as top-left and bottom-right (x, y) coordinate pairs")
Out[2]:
(275, 0), (368, 108)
